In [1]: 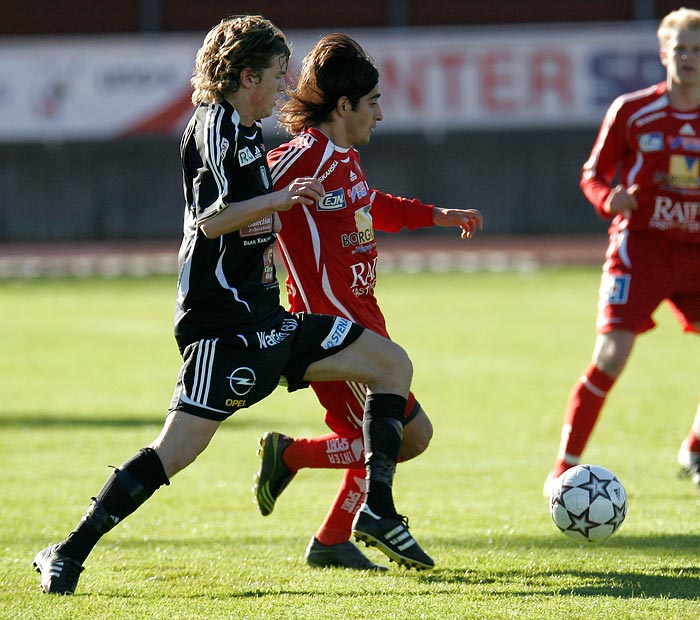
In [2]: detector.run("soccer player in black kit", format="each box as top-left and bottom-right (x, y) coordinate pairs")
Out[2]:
(32, 15), (432, 595)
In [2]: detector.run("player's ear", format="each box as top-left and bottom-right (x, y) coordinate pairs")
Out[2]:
(337, 96), (350, 115)
(240, 68), (256, 88)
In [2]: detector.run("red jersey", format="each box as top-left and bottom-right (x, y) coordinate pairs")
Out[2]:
(267, 127), (434, 335)
(582, 82), (700, 243)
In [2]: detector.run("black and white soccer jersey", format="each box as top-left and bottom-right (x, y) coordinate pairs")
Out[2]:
(175, 100), (284, 347)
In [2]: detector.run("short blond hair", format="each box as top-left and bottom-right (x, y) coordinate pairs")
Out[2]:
(657, 7), (700, 49)
(191, 15), (289, 105)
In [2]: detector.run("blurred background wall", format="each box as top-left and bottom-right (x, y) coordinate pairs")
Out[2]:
(0, 1), (680, 241)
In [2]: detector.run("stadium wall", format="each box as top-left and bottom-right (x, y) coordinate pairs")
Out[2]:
(0, 128), (608, 242)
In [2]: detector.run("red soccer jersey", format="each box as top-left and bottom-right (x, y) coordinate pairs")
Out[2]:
(582, 82), (700, 243)
(267, 127), (434, 335)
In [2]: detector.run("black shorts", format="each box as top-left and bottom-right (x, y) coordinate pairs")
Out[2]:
(168, 312), (364, 421)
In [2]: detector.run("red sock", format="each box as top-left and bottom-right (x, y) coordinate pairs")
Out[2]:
(686, 404), (700, 452)
(315, 468), (366, 546)
(553, 364), (616, 477)
(283, 433), (364, 471)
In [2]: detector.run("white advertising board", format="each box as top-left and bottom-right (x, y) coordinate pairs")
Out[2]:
(0, 25), (664, 141)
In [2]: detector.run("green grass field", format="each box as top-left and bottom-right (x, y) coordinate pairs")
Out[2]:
(2, 268), (699, 619)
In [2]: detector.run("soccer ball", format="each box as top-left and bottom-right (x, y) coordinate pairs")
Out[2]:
(549, 464), (627, 542)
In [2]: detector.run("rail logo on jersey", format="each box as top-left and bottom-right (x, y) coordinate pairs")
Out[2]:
(350, 256), (378, 297)
(318, 187), (346, 211)
(650, 195), (700, 232)
(238, 145), (262, 166)
(341, 206), (375, 248)
(663, 155), (700, 189)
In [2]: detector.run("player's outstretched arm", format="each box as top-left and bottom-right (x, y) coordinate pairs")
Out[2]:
(200, 178), (324, 238)
(432, 207), (484, 239)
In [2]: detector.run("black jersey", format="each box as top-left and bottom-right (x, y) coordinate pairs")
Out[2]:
(175, 100), (284, 347)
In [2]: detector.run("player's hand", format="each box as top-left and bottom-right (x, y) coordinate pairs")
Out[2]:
(432, 208), (484, 239)
(605, 184), (640, 217)
(277, 177), (325, 211)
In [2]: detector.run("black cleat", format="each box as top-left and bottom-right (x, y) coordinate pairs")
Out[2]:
(352, 504), (434, 570)
(33, 545), (84, 595)
(305, 536), (388, 571)
(253, 432), (296, 516)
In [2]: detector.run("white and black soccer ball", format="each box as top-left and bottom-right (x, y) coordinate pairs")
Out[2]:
(549, 464), (627, 542)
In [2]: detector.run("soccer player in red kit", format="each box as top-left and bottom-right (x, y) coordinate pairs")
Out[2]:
(544, 7), (700, 495)
(253, 34), (483, 569)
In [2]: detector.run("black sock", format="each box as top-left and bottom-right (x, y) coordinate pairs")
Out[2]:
(362, 393), (405, 517)
(57, 447), (169, 563)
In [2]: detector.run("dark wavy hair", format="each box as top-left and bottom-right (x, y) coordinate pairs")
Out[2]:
(191, 15), (290, 105)
(278, 33), (379, 134)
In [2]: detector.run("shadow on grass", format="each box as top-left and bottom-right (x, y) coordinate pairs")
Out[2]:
(0, 413), (262, 429)
(0, 415), (165, 428)
(420, 566), (700, 600)
(443, 532), (700, 553)
(90, 533), (700, 601)
(416, 532), (700, 599)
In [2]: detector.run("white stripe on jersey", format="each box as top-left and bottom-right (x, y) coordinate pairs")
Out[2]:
(321, 264), (356, 320)
(315, 140), (336, 179)
(624, 96), (669, 188)
(270, 138), (334, 186)
(204, 105), (229, 203)
(176, 211), (197, 307)
(626, 92), (668, 127)
(583, 86), (666, 180)
(270, 144), (309, 186)
(276, 201), (357, 320)
(215, 244), (251, 312)
(302, 204), (323, 271)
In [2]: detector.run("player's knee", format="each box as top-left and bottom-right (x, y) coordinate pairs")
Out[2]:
(593, 333), (633, 378)
(593, 347), (627, 377)
(151, 442), (200, 478)
(399, 412), (433, 461)
(390, 343), (413, 382)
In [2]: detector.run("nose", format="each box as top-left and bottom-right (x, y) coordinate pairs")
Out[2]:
(376, 102), (383, 122)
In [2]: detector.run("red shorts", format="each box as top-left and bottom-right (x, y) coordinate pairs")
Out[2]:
(597, 230), (700, 335)
(311, 380), (420, 438)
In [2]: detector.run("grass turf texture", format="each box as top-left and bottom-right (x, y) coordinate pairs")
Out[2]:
(1, 269), (699, 619)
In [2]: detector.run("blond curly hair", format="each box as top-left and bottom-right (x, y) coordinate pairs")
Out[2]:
(191, 15), (290, 105)
(658, 7), (700, 50)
